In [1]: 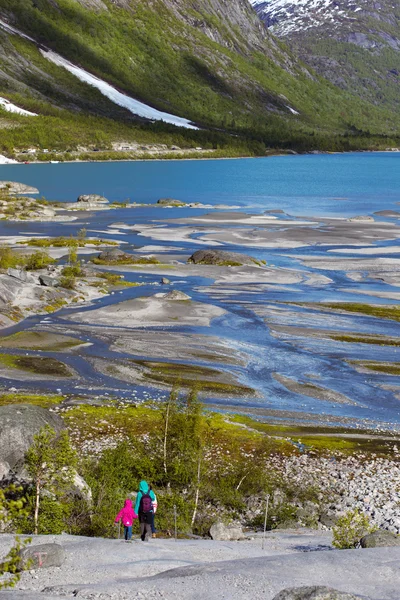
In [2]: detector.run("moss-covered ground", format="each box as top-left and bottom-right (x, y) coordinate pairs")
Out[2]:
(296, 303), (400, 323)
(0, 354), (73, 377)
(0, 331), (84, 351)
(132, 360), (256, 397)
(0, 392), (63, 407)
(1, 390), (397, 457)
(350, 360), (400, 375)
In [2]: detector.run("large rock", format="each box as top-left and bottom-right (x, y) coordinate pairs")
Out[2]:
(157, 198), (186, 206)
(209, 521), (245, 541)
(39, 275), (59, 288)
(272, 587), (364, 600)
(0, 181), (39, 195)
(0, 405), (64, 479)
(188, 249), (261, 267)
(77, 194), (109, 204)
(96, 248), (128, 262)
(360, 529), (400, 548)
(7, 268), (28, 283)
(20, 543), (65, 569)
(163, 290), (191, 301)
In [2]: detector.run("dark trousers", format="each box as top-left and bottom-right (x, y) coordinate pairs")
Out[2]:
(139, 513), (152, 541)
(124, 525), (132, 540)
(150, 512), (156, 534)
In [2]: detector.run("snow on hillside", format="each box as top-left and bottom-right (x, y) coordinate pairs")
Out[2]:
(251, 0), (364, 36)
(0, 97), (37, 117)
(0, 19), (198, 130)
(40, 49), (198, 129)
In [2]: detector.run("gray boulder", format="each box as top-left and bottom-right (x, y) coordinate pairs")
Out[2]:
(360, 529), (400, 548)
(0, 181), (39, 195)
(157, 198), (186, 206)
(319, 511), (339, 529)
(77, 194), (108, 204)
(188, 249), (262, 267)
(163, 290), (191, 301)
(0, 405), (64, 479)
(39, 275), (59, 288)
(161, 277), (170, 284)
(7, 268), (28, 283)
(272, 587), (364, 600)
(97, 248), (128, 262)
(209, 521), (245, 541)
(20, 543), (65, 569)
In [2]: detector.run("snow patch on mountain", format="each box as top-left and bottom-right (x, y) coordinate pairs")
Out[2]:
(251, 0), (364, 36)
(0, 97), (37, 116)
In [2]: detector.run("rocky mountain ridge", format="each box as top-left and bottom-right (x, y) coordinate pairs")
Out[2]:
(252, 0), (400, 110)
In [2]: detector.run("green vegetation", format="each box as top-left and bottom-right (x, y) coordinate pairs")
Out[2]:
(0, 354), (73, 377)
(24, 426), (77, 534)
(22, 237), (117, 248)
(0, 486), (29, 589)
(227, 414), (400, 455)
(0, 331), (84, 352)
(132, 360), (256, 397)
(65, 392), (296, 536)
(25, 251), (55, 271)
(96, 272), (138, 287)
(350, 361), (400, 375)
(3, 391), (399, 537)
(332, 509), (376, 549)
(319, 303), (400, 322)
(0, 246), (54, 271)
(43, 299), (68, 313)
(331, 334), (400, 346)
(92, 256), (161, 266)
(0, 392), (63, 407)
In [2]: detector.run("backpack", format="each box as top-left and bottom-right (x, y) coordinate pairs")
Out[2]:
(140, 492), (153, 514)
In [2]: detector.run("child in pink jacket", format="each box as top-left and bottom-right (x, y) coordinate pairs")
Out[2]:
(114, 498), (138, 542)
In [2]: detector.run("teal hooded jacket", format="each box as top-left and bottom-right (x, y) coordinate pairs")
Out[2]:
(134, 480), (156, 514)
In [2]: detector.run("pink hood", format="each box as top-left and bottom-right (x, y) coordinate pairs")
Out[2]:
(115, 499), (137, 526)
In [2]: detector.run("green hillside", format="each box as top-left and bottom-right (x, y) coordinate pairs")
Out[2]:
(0, 0), (399, 157)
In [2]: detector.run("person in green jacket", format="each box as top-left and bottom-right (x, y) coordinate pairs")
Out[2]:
(135, 480), (156, 541)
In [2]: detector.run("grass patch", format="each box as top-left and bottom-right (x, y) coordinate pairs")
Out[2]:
(331, 334), (400, 346)
(350, 360), (400, 375)
(21, 237), (118, 248)
(0, 354), (73, 377)
(313, 303), (400, 322)
(134, 360), (256, 397)
(229, 414), (400, 455)
(96, 272), (139, 287)
(43, 299), (68, 313)
(92, 256), (161, 266)
(0, 331), (84, 351)
(0, 392), (63, 407)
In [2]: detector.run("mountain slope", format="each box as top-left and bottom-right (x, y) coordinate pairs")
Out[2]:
(0, 0), (399, 156)
(252, 0), (400, 112)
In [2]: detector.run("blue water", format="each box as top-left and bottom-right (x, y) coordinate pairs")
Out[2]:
(1, 153), (400, 429)
(1, 152), (400, 215)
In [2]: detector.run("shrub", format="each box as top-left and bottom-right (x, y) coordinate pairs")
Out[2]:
(25, 251), (55, 271)
(62, 264), (82, 277)
(0, 247), (22, 270)
(59, 275), (76, 289)
(0, 486), (30, 589)
(332, 509), (376, 549)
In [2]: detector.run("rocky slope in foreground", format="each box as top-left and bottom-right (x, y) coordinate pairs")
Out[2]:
(252, 0), (400, 113)
(0, 532), (399, 599)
